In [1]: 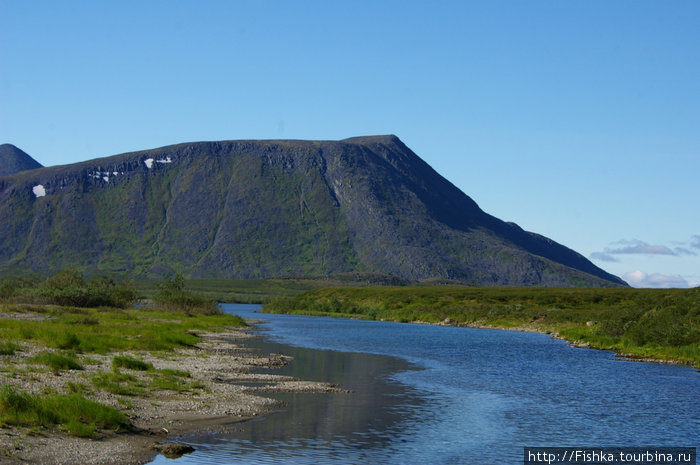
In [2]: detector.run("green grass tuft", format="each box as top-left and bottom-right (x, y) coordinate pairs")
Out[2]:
(112, 355), (153, 371)
(149, 368), (199, 393)
(0, 385), (129, 436)
(0, 342), (20, 356)
(29, 353), (83, 373)
(91, 371), (145, 396)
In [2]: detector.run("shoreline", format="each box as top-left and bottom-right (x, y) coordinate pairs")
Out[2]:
(0, 321), (343, 465)
(408, 318), (698, 368)
(277, 310), (696, 368)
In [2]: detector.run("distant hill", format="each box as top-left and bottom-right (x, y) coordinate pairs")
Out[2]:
(0, 136), (626, 286)
(0, 144), (43, 176)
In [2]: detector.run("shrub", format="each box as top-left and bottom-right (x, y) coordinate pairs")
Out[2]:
(154, 274), (219, 315)
(45, 269), (84, 290)
(38, 270), (137, 308)
(627, 306), (699, 347)
(0, 281), (16, 300)
(0, 276), (41, 301)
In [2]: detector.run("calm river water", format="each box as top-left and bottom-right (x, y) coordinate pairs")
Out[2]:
(149, 303), (698, 465)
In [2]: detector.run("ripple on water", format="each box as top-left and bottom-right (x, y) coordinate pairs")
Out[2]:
(148, 304), (700, 465)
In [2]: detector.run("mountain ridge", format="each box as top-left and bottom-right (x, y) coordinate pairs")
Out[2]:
(0, 136), (626, 287)
(0, 144), (43, 176)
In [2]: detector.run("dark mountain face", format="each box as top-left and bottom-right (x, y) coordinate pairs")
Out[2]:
(0, 144), (43, 176)
(0, 136), (626, 286)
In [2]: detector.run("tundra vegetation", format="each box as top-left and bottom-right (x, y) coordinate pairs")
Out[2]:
(0, 137), (625, 287)
(0, 271), (244, 438)
(264, 286), (700, 367)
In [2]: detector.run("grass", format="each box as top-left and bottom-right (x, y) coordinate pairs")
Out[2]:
(106, 356), (201, 393)
(112, 355), (152, 371)
(91, 371), (145, 396)
(0, 271), (250, 437)
(264, 286), (700, 367)
(131, 274), (413, 304)
(28, 353), (83, 373)
(149, 368), (202, 393)
(0, 342), (19, 356)
(0, 305), (245, 355)
(0, 385), (130, 437)
(90, 365), (202, 396)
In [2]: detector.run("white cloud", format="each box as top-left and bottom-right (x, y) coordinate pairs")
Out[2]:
(592, 238), (697, 260)
(622, 270), (690, 288)
(590, 252), (618, 262)
(608, 240), (675, 255)
(673, 247), (696, 256)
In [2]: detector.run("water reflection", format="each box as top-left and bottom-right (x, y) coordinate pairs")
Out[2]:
(150, 324), (427, 465)
(149, 304), (699, 465)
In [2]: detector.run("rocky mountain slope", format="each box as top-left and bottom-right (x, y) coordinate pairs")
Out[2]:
(0, 136), (626, 286)
(0, 144), (43, 176)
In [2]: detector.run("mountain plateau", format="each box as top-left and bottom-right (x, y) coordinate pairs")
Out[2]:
(0, 136), (626, 287)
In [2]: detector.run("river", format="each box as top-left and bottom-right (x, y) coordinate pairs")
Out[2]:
(148, 303), (699, 464)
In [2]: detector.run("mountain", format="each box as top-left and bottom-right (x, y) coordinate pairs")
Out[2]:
(0, 136), (626, 286)
(0, 144), (43, 176)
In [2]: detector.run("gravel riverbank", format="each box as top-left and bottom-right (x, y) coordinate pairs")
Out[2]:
(0, 321), (343, 465)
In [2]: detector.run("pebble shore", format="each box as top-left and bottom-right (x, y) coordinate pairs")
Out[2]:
(0, 323), (343, 465)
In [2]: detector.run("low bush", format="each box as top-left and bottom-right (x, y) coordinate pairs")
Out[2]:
(37, 270), (137, 308)
(154, 274), (219, 315)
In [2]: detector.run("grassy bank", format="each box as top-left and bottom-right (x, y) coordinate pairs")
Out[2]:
(0, 386), (130, 437)
(131, 273), (413, 304)
(132, 278), (317, 304)
(264, 286), (700, 367)
(0, 271), (246, 439)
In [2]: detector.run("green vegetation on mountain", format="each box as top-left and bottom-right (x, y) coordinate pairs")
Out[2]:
(0, 136), (625, 287)
(264, 286), (700, 367)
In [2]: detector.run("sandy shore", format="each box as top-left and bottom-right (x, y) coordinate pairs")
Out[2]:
(0, 323), (343, 465)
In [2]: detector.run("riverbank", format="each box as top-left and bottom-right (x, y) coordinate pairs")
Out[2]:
(409, 318), (695, 367)
(264, 286), (700, 368)
(0, 308), (341, 465)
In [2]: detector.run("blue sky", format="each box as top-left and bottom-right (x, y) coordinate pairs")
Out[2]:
(1, 1), (698, 287)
